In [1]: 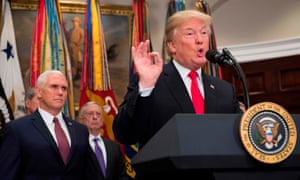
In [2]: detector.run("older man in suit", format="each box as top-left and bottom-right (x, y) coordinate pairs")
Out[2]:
(78, 101), (128, 180)
(24, 87), (39, 115)
(0, 70), (92, 179)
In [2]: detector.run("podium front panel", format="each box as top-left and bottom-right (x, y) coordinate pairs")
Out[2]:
(132, 113), (300, 178)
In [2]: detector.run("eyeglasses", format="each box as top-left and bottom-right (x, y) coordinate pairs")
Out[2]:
(84, 111), (102, 118)
(181, 27), (210, 39)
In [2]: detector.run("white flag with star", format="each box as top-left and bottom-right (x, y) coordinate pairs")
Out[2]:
(0, 0), (25, 118)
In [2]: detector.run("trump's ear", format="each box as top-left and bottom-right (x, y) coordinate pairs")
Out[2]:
(166, 40), (176, 54)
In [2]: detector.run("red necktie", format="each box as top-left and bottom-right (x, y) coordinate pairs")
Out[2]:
(188, 71), (205, 114)
(53, 117), (70, 164)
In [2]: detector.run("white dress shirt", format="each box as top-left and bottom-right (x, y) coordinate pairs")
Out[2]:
(89, 135), (107, 166)
(139, 60), (205, 98)
(173, 60), (205, 99)
(38, 108), (71, 146)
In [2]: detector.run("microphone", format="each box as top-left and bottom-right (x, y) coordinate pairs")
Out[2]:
(205, 48), (250, 109)
(205, 49), (234, 66)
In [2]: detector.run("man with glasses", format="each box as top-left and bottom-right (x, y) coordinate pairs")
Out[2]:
(78, 101), (127, 180)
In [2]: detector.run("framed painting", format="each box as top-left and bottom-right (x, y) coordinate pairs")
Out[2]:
(10, 0), (133, 108)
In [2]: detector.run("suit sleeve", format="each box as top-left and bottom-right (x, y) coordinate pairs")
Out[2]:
(113, 74), (143, 145)
(0, 122), (21, 180)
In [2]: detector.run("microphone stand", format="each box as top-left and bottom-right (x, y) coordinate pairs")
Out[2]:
(222, 48), (250, 109)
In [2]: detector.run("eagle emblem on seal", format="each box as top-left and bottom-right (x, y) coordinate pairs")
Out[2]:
(256, 117), (282, 149)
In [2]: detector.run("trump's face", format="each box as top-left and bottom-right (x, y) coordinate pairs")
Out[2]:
(167, 18), (210, 70)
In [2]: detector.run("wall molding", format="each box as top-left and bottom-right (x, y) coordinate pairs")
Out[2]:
(219, 36), (300, 63)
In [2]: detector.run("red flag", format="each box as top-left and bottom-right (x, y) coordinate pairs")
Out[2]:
(80, 0), (118, 141)
(125, 0), (152, 178)
(196, 0), (222, 78)
(30, 0), (75, 118)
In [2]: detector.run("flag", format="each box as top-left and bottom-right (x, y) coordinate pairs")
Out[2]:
(79, 0), (119, 142)
(129, 0), (153, 77)
(162, 0), (186, 62)
(0, 0), (25, 118)
(124, 0), (152, 178)
(195, 0), (222, 78)
(30, 0), (75, 119)
(0, 78), (14, 137)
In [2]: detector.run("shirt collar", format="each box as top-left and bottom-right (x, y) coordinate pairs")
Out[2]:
(89, 134), (103, 142)
(38, 107), (63, 124)
(173, 60), (202, 79)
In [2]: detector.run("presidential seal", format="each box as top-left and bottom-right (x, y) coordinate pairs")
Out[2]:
(240, 102), (297, 164)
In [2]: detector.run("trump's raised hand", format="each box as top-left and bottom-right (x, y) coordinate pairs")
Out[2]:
(131, 40), (163, 88)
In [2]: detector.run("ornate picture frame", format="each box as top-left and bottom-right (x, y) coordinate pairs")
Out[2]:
(11, 1), (133, 107)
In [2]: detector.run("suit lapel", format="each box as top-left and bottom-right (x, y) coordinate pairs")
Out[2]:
(163, 61), (219, 113)
(89, 146), (104, 178)
(63, 115), (77, 165)
(89, 143), (106, 178)
(162, 61), (195, 113)
(31, 111), (59, 153)
(31, 111), (65, 165)
(202, 73), (217, 112)
(103, 139), (112, 177)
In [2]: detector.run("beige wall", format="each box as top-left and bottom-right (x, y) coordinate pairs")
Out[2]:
(98, 0), (300, 51)
(68, 0), (300, 61)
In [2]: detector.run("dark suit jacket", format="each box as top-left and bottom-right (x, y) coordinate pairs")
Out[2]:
(113, 60), (242, 148)
(87, 138), (128, 180)
(0, 110), (91, 180)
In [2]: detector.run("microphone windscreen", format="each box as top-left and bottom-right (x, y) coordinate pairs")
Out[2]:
(205, 49), (219, 63)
